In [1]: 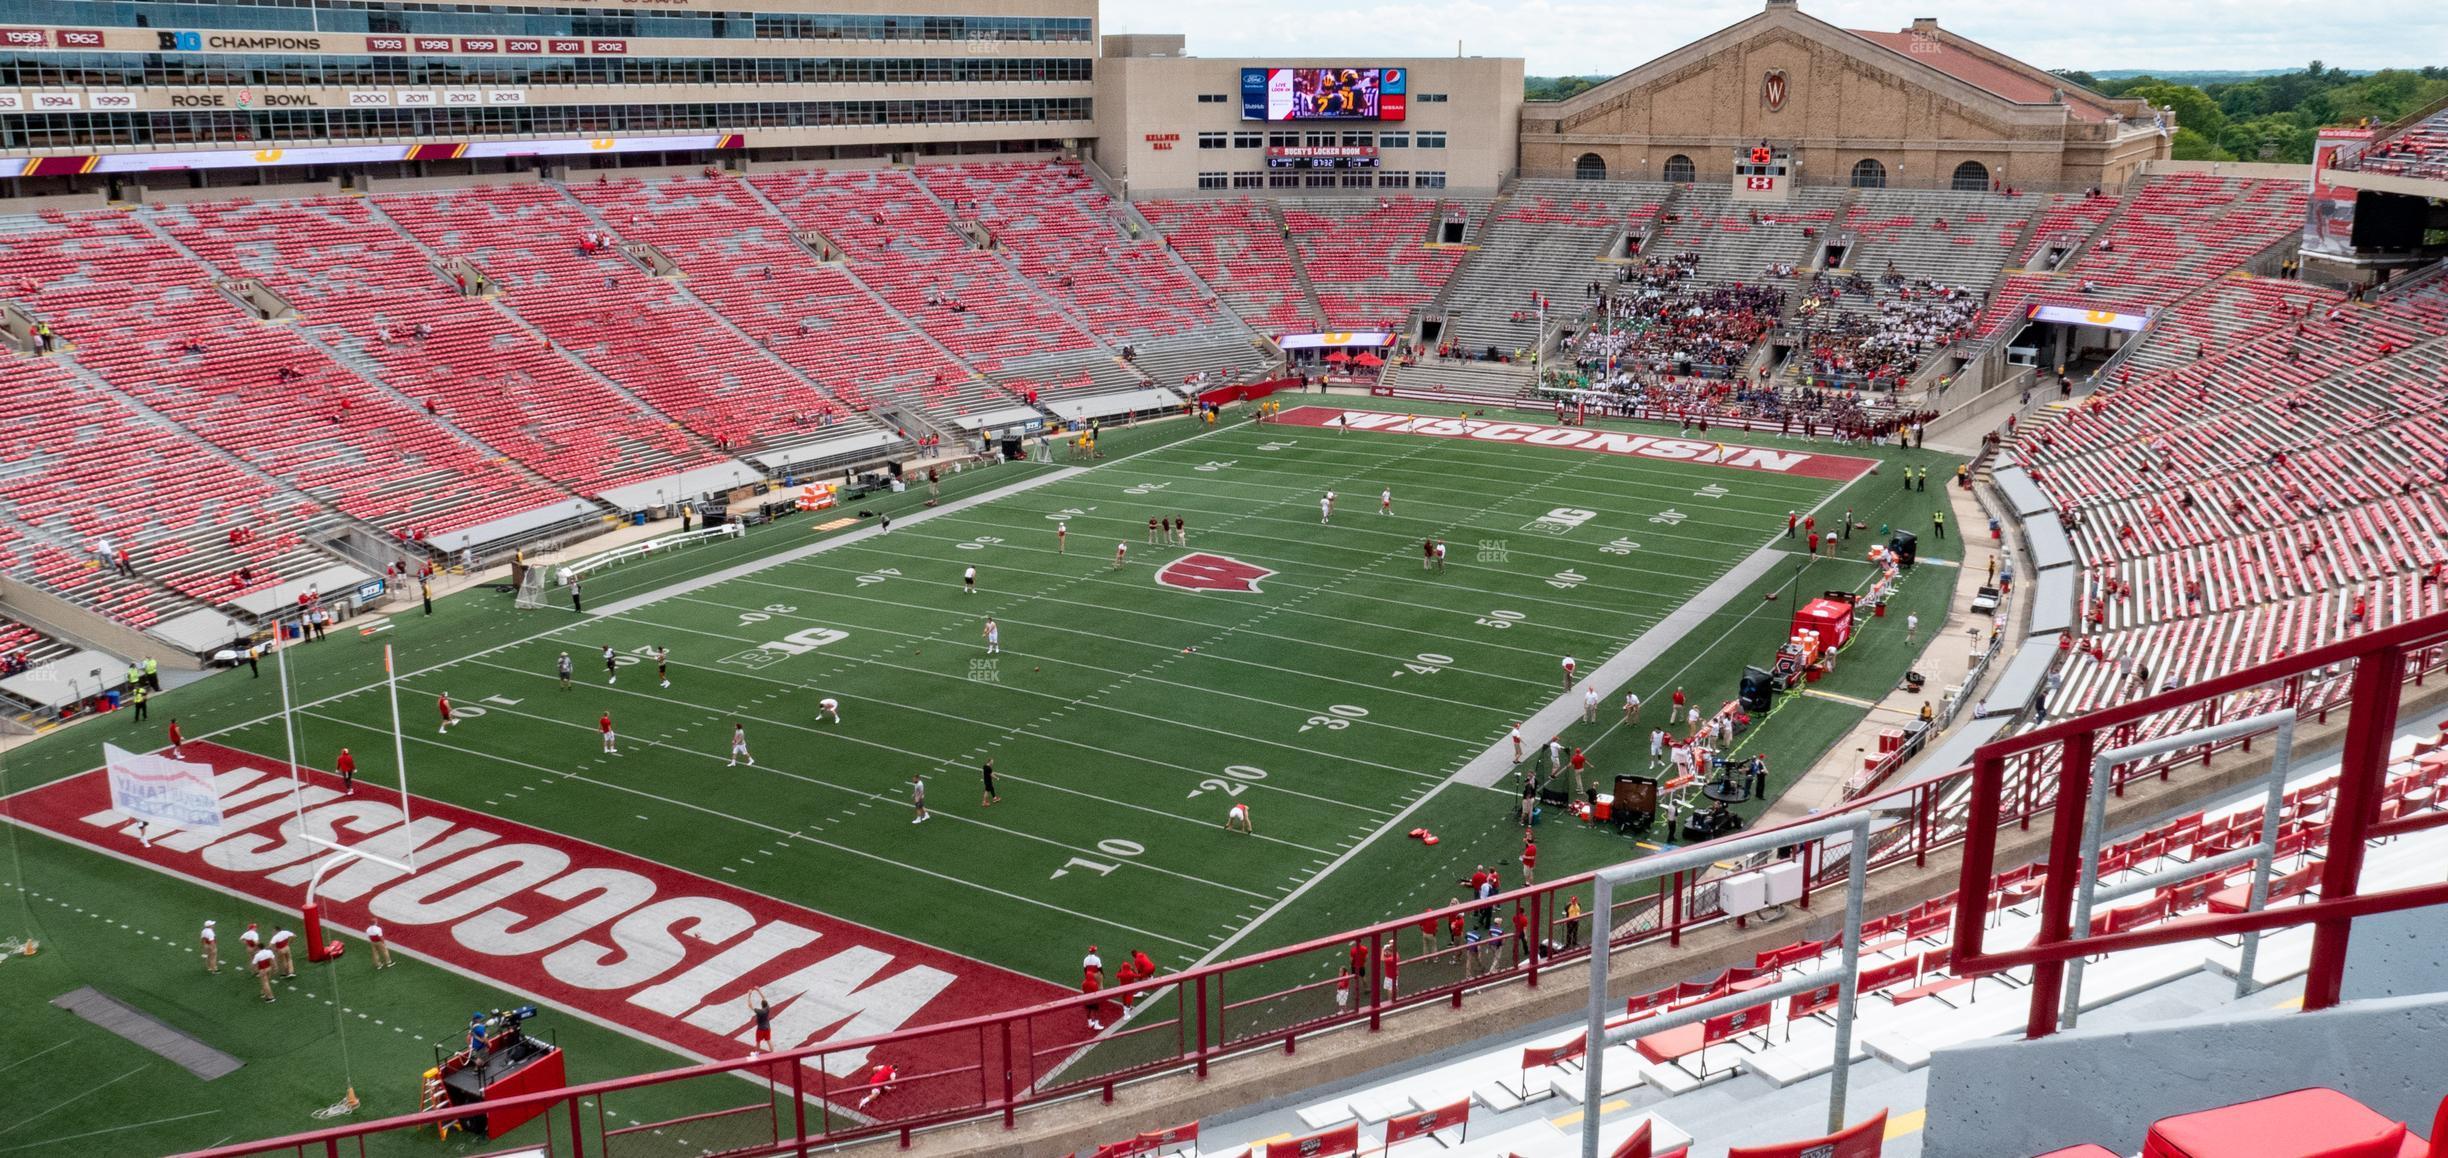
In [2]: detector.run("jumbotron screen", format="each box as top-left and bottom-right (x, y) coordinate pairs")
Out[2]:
(1241, 67), (1407, 122)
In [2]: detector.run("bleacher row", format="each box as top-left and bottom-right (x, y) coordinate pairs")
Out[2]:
(1974, 174), (2312, 342)
(0, 163), (1274, 637)
(1186, 729), (2448, 1158)
(2000, 254), (2448, 730)
(2348, 106), (2448, 183)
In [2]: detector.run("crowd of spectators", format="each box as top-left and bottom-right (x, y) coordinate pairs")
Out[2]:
(1551, 370), (1931, 442)
(1788, 272), (1984, 388)
(1566, 255), (1787, 380)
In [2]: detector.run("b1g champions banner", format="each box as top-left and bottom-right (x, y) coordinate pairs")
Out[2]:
(2303, 128), (2374, 257)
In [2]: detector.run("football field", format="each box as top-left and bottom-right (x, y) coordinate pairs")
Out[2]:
(0, 405), (1965, 1153)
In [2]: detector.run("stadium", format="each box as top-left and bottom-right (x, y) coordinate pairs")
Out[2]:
(0, 0), (2444, 1154)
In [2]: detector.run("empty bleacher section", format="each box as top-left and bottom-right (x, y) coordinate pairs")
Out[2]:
(559, 174), (940, 458)
(2017, 188), (2123, 268)
(2121, 275), (2349, 376)
(915, 162), (1244, 349)
(0, 210), (571, 542)
(375, 183), (899, 464)
(0, 355), (332, 630)
(1656, 185), (1846, 286)
(1281, 197), (1470, 331)
(748, 167), (1145, 419)
(1972, 174), (2312, 342)
(2002, 277), (2448, 732)
(1441, 179), (1672, 356)
(1137, 197), (1314, 333)
(146, 195), (739, 496)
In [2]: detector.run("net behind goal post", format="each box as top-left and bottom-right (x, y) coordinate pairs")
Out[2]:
(514, 562), (549, 609)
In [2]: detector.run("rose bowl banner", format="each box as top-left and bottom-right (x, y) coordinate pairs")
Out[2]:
(1270, 407), (1876, 481)
(7, 742), (1082, 1105)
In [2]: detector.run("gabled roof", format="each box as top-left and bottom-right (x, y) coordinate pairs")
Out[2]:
(1847, 29), (2120, 123)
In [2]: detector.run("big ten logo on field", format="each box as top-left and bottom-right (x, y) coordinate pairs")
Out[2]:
(1155, 553), (1274, 593)
(1523, 507), (1598, 536)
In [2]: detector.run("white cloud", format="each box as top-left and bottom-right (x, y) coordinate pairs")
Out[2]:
(1101, 0), (2447, 77)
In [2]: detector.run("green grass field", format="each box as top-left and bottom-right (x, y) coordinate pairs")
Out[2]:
(0, 405), (1963, 1155)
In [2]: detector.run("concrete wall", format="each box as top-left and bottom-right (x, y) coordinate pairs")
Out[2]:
(1923, 991), (2448, 1157)
(2342, 901), (2448, 1001)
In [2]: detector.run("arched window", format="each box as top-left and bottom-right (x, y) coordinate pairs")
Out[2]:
(1662, 153), (1696, 183)
(1849, 157), (1888, 189)
(1573, 153), (1607, 181)
(1951, 160), (1990, 192)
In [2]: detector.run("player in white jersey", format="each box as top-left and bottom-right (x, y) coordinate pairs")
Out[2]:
(963, 565), (978, 595)
(1380, 488), (1392, 515)
(729, 722), (754, 767)
(982, 618), (1001, 655)
(818, 697), (841, 724)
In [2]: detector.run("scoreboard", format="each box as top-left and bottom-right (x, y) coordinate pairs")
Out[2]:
(1731, 146), (1792, 203)
(1266, 146), (1379, 171)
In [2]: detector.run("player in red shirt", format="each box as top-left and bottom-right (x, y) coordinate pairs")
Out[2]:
(1808, 530), (1820, 554)
(437, 692), (456, 734)
(1512, 905), (1532, 959)
(1417, 910), (1440, 954)
(1671, 687), (1686, 712)
(1447, 902), (1465, 947)
(335, 747), (357, 795)
(600, 711), (618, 755)
(1081, 968), (1106, 1031)
(1346, 938), (1369, 982)
(1520, 834), (1539, 885)
(1131, 948), (1154, 978)
(1379, 942), (1400, 996)
(856, 1061), (896, 1110)
(1113, 960), (1138, 1005)
(166, 718), (185, 758)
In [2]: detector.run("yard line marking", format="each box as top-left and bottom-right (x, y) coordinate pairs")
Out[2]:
(135, 462), (1116, 786)
(469, 644), (1399, 818)
(594, 608), (1463, 783)
(298, 709), (1207, 950)
(388, 684), (1280, 900)
(0, 1063), (151, 1136)
(0, 1110), (224, 1155)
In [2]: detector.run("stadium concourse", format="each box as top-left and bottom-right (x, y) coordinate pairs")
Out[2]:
(0, 148), (2446, 1158)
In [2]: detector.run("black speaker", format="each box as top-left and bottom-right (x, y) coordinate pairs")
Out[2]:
(1890, 529), (1919, 567)
(1613, 775), (1658, 815)
(1740, 665), (1775, 712)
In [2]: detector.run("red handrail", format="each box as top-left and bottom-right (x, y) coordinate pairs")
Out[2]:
(180, 609), (2448, 1158)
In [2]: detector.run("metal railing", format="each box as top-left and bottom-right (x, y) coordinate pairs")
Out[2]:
(185, 609), (2448, 1158)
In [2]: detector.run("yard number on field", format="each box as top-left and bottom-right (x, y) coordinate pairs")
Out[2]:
(855, 568), (900, 586)
(1599, 537), (1640, 556)
(739, 602), (797, 626)
(1547, 570), (1587, 591)
(1188, 764), (1268, 798)
(1392, 651), (1454, 679)
(1051, 838), (1146, 880)
(1193, 459), (1237, 473)
(1475, 609), (1527, 629)
(1257, 439), (1298, 452)
(955, 536), (1003, 551)
(1299, 704), (1368, 733)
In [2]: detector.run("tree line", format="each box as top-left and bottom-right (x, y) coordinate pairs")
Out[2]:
(2053, 63), (2448, 164)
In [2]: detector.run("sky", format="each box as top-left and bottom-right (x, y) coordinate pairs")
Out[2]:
(1098, 0), (2446, 78)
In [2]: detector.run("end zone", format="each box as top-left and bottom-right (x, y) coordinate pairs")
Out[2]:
(4, 742), (1082, 1092)
(1271, 406), (1879, 481)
